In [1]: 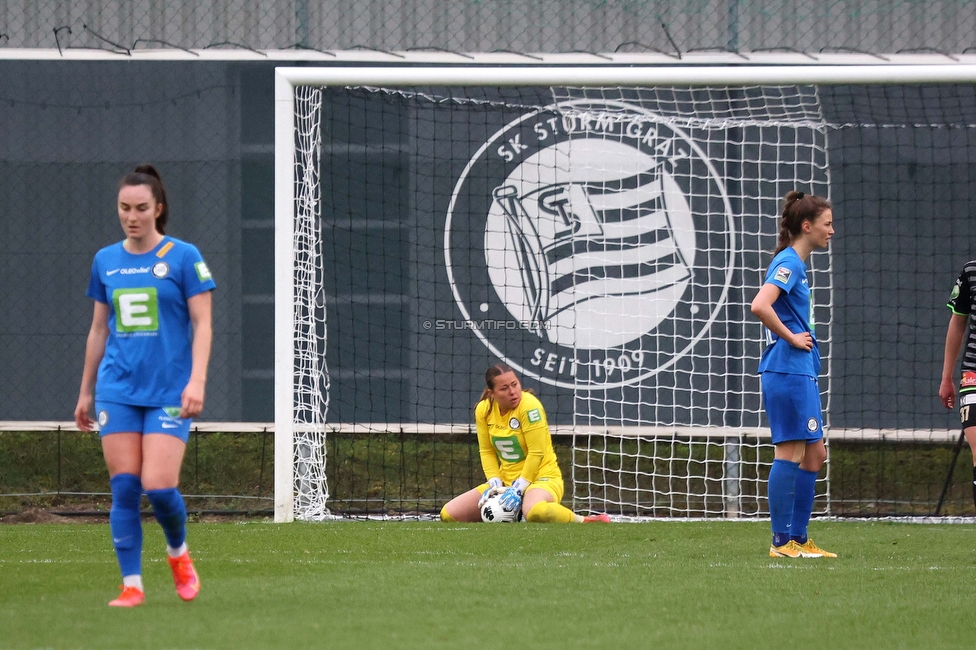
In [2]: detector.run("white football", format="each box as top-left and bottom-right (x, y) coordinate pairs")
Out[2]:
(480, 493), (522, 523)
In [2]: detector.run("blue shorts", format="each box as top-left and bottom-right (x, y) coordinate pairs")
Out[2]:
(760, 372), (823, 444)
(95, 401), (192, 443)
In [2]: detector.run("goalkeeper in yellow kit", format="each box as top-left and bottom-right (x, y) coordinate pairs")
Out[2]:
(440, 363), (611, 524)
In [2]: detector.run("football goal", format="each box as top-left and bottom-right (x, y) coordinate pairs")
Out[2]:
(274, 56), (976, 522)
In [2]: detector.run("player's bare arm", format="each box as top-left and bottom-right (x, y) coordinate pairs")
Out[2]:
(74, 301), (110, 431)
(750, 283), (813, 351)
(181, 290), (213, 419)
(940, 312), (967, 409)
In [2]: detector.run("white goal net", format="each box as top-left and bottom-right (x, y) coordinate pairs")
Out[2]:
(275, 60), (976, 522)
(550, 86), (831, 517)
(278, 68), (832, 521)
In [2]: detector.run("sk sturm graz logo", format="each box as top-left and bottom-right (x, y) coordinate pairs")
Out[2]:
(445, 100), (735, 390)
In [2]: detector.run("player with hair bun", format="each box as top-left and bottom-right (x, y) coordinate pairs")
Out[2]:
(74, 164), (216, 606)
(440, 363), (610, 524)
(750, 190), (836, 558)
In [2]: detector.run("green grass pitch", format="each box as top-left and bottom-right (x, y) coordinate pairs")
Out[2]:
(2, 520), (975, 649)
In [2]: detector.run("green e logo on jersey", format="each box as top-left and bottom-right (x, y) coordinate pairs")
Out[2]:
(195, 262), (212, 282)
(493, 436), (526, 463)
(113, 288), (159, 333)
(526, 408), (541, 423)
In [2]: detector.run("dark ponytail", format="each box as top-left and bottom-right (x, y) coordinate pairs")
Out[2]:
(119, 164), (169, 234)
(773, 190), (831, 255)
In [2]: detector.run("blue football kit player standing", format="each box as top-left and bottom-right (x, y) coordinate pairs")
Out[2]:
(75, 165), (215, 606)
(88, 237), (215, 428)
(751, 190), (837, 559)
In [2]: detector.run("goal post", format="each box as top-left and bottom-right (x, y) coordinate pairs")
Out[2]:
(274, 71), (296, 523)
(274, 56), (976, 523)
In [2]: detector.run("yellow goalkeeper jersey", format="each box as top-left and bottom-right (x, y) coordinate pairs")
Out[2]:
(476, 392), (562, 486)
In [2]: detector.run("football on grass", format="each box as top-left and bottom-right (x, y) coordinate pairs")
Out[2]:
(480, 493), (522, 523)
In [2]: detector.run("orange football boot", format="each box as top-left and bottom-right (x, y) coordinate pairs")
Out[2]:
(108, 585), (145, 607)
(167, 551), (201, 601)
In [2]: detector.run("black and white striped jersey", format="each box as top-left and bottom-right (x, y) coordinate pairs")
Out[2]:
(948, 259), (976, 375)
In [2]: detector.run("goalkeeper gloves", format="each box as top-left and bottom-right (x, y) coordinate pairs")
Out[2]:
(498, 477), (530, 512)
(477, 477), (505, 509)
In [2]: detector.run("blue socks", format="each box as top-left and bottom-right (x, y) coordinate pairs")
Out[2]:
(109, 473), (143, 577)
(146, 488), (186, 548)
(790, 468), (818, 545)
(109, 478), (189, 577)
(768, 459), (799, 547)
(145, 487), (188, 550)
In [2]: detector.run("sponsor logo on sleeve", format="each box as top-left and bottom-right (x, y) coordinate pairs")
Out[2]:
(951, 283), (961, 300)
(806, 417), (819, 432)
(962, 371), (976, 388)
(195, 261), (212, 282)
(527, 408), (541, 423)
(774, 267), (792, 284)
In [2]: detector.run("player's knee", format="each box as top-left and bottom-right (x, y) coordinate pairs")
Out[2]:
(145, 487), (185, 518)
(109, 473), (143, 551)
(805, 441), (827, 468)
(809, 449), (826, 468)
(110, 473), (142, 508)
(439, 504), (456, 523)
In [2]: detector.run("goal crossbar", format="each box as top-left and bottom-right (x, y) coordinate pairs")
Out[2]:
(276, 63), (976, 90)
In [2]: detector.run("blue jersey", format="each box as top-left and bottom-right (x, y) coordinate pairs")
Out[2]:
(86, 237), (216, 407)
(757, 247), (820, 377)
